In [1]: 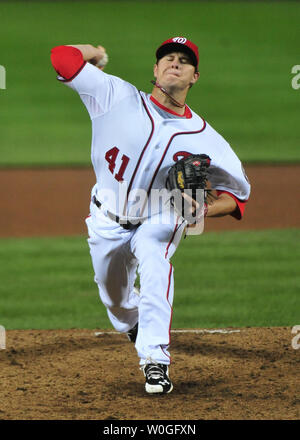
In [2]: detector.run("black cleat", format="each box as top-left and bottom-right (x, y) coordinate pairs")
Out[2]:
(127, 322), (138, 343)
(142, 362), (173, 394)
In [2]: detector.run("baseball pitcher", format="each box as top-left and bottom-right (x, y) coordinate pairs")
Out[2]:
(50, 37), (250, 394)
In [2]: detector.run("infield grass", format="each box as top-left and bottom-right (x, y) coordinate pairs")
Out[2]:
(0, 229), (299, 330)
(0, 1), (299, 166)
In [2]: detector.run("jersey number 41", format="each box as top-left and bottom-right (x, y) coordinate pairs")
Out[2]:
(105, 147), (130, 182)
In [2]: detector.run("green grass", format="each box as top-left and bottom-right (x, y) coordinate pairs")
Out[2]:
(0, 1), (299, 166)
(0, 229), (299, 330)
(172, 229), (300, 327)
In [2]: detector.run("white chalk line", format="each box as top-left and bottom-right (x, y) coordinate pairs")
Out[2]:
(94, 329), (241, 337)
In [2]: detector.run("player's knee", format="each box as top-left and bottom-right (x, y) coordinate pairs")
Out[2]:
(139, 253), (167, 271)
(134, 241), (164, 261)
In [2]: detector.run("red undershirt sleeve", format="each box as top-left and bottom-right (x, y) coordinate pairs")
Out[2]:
(216, 190), (247, 220)
(50, 45), (86, 82)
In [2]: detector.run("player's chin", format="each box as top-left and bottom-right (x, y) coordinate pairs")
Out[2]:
(161, 75), (182, 89)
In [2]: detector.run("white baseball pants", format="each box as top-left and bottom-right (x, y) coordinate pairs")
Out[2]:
(85, 200), (185, 365)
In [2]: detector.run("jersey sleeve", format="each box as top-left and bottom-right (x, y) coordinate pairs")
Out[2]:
(50, 45), (136, 119)
(208, 142), (251, 220)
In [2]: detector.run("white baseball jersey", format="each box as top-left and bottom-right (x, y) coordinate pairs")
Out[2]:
(60, 63), (250, 221)
(55, 58), (251, 366)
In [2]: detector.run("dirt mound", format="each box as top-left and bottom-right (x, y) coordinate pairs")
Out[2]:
(1, 327), (299, 420)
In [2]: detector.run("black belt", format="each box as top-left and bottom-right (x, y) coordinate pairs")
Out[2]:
(92, 196), (141, 230)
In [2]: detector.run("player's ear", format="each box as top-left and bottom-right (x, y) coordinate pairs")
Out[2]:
(153, 63), (158, 79)
(191, 70), (200, 85)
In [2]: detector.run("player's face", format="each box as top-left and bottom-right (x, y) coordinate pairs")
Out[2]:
(154, 52), (199, 91)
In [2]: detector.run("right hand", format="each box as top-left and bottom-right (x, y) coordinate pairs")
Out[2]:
(92, 45), (108, 70)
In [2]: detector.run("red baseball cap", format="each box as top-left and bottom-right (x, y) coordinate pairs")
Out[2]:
(156, 37), (199, 70)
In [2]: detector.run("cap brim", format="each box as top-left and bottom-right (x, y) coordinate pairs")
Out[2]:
(156, 43), (197, 68)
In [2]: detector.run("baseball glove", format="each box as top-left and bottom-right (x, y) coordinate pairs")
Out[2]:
(166, 153), (212, 222)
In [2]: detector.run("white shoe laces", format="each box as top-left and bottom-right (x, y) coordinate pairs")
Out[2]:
(140, 357), (165, 379)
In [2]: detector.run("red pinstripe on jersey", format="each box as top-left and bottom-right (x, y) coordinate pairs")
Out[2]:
(160, 262), (174, 364)
(165, 217), (181, 259)
(160, 219), (184, 363)
(123, 94), (155, 214)
(130, 94), (206, 218)
(146, 122), (206, 197)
